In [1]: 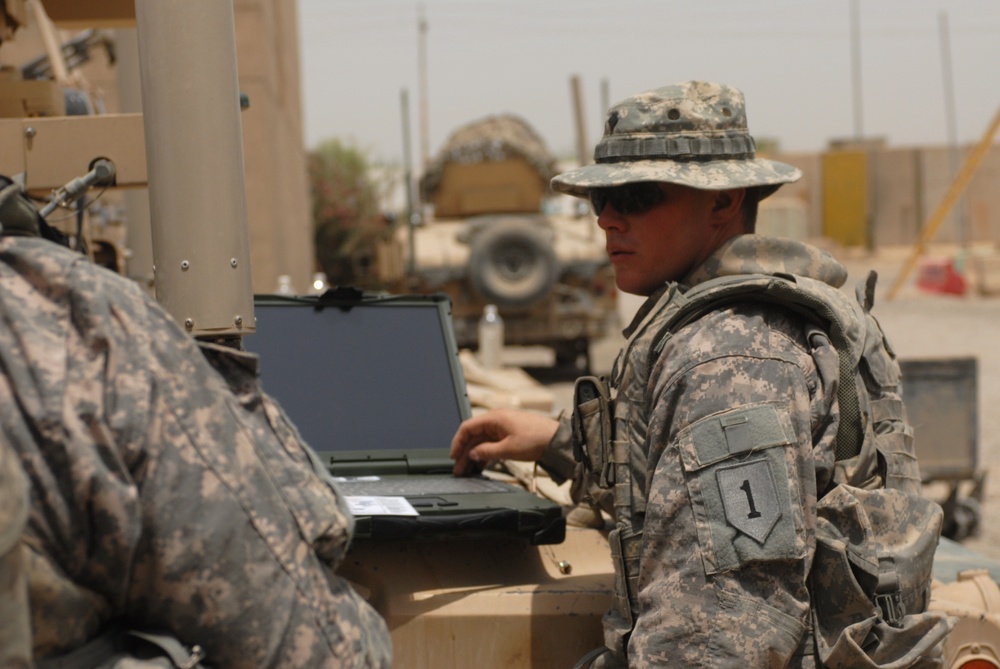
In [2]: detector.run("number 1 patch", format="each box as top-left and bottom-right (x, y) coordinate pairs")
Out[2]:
(716, 459), (781, 544)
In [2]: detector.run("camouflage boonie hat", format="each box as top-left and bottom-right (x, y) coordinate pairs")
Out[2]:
(552, 81), (801, 199)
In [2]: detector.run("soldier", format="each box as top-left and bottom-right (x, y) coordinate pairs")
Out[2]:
(451, 81), (948, 667)
(0, 179), (391, 668)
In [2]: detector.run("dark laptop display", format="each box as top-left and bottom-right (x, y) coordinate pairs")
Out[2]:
(245, 291), (565, 545)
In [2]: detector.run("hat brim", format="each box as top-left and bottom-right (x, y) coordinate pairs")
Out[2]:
(551, 157), (802, 199)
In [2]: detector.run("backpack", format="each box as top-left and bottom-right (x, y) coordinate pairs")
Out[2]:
(652, 270), (953, 669)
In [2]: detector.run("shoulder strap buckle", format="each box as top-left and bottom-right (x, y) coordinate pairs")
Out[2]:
(875, 556), (904, 625)
(874, 591), (904, 626)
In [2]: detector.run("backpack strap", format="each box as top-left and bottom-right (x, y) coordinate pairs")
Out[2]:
(651, 273), (867, 461)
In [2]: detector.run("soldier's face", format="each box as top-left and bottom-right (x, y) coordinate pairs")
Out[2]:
(594, 183), (722, 296)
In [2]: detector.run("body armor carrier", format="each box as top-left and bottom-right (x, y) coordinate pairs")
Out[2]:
(573, 272), (951, 668)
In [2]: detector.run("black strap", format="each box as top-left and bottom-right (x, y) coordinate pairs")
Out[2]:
(34, 625), (124, 669)
(571, 647), (611, 669)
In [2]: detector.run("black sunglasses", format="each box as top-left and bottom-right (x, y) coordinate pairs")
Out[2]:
(589, 182), (666, 216)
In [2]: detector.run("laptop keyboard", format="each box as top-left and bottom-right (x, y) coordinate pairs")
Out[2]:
(334, 475), (515, 496)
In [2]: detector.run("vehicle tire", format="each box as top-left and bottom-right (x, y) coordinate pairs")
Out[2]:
(468, 218), (558, 308)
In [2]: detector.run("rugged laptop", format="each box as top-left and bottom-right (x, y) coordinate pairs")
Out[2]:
(245, 289), (565, 545)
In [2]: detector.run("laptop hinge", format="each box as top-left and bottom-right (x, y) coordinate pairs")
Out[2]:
(325, 455), (410, 477)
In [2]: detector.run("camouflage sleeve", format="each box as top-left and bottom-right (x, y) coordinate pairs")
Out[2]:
(0, 436), (31, 668)
(2, 242), (390, 668)
(538, 413), (576, 483)
(118, 297), (392, 667)
(627, 303), (835, 667)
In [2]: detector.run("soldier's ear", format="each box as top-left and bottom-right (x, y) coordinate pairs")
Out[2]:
(711, 189), (744, 211)
(709, 189), (745, 224)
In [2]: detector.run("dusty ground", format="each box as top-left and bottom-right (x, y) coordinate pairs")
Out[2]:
(523, 242), (1000, 561)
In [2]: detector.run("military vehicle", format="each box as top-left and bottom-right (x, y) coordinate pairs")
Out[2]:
(4, 2), (1000, 668)
(391, 114), (619, 372)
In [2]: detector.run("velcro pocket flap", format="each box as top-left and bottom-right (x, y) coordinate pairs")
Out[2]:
(678, 401), (794, 473)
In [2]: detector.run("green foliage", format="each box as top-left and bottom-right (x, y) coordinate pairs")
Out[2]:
(308, 139), (394, 288)
(755, 137), (782, 155)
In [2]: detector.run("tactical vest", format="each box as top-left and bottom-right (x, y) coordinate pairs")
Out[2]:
(573, 271), (952, 668)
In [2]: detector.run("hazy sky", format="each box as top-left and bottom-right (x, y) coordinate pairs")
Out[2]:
(296, 0), (1000, 168)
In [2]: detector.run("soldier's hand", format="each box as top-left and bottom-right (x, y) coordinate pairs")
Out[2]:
(450, 408), (558, 476)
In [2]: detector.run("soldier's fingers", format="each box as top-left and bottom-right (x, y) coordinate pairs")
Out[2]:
(450, 415), (493, 458)
(451, 416), (498, 475)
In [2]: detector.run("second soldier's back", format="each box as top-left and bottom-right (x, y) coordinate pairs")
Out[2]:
(0, 211), (391, 667)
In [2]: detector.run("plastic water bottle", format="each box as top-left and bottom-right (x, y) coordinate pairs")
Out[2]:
(477, 304), (504, 370)
(309, 272), (328, 294)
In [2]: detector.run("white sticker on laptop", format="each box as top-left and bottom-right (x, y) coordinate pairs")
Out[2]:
(346, 496), (420, 517)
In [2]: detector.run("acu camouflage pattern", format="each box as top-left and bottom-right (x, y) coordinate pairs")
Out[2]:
(550, 235), (950, 667)
(0, 237), (391, 668)
(667, 243), (952, 667)
(551, 81), (802, 198)
(0, 437), (31, 668)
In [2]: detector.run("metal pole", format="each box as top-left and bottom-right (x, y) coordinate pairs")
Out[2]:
(850, 0), (863, 141)
(401, 88), (416, 275)
(571, 75), (588, 167)
(134, 0), (255, 337)
(418, 5), (430, 171)
(114, 27), (155, 295)
(600, 78), (610, 121)
(939, 10), (968, 250)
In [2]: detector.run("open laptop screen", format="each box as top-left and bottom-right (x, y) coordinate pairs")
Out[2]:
(245, 296), (468, 454)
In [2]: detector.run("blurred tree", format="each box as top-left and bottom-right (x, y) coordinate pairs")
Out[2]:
(308, 139), (396, 288)
(755, 137), (782, 155)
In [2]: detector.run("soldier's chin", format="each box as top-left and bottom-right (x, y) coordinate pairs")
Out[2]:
(614, 277), (657, 297)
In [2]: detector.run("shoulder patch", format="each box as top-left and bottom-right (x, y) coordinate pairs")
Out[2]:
(717, 459), (781, 544)
(675, 401), (806, 574)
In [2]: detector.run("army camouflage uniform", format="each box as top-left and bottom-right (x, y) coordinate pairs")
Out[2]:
(0, 235), (391, 668)
(0, 436), (31, 668)
(542, 234), (845, 666)
(537, 82), (947, 668)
